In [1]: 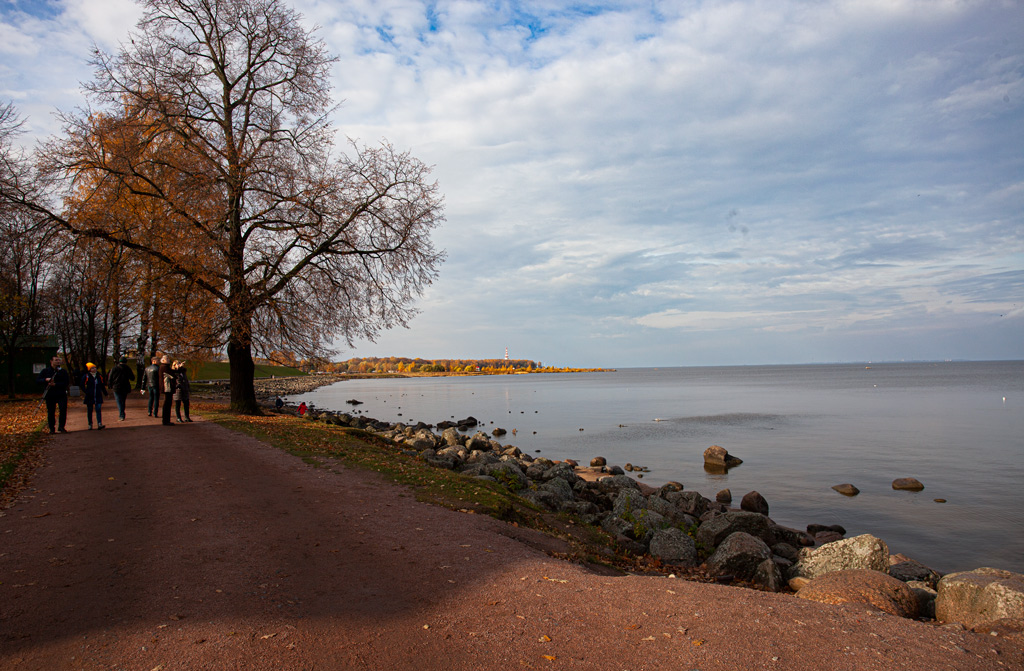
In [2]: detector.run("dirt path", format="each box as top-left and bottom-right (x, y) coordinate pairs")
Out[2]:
(1, 396), (1021, 670)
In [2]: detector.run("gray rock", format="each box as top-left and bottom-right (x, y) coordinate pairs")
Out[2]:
(889, 559), (941, 586)
(595, 474), (642, 494)
(612, 488), (649, 518)
(520, 488), (561, 511)
(695, 511), (771, 549)
(789, 534), (890, 581)
(539, 476), (575, 504)
(601, 515), (633, 538)
(772, 543), (800, 562)
(649, 527), (697, 566)
(558, 500), (599, 517)
(441, 427), (462, 446)
(936, 567), (1024, 628)
(542, 463), (580, 484)
(740, 491), (769, 516)
(716, 488), (732, 504)
(483, 462), (528, 491)
(704, 444), (743, 468)
(706, 532), (772, 583)
(466, 450), (499, 466)
(665, 490), (709, 518)
(908, 581), (938, 619)
(770, 524), (815, 548)
(754, 558), (785, 592)
(892, 477), (925, 491)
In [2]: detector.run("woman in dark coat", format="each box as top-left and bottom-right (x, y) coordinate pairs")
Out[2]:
(159, 355), (176, 426)
(173, 360), (192, 422)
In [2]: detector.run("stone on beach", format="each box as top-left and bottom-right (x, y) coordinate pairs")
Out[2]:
(715, 488), (732, 504)
(892, 477), (925, 491)
(788, 533), (890, 581)
(648, 527), (697, 566)
(796, 569), (920, 619)
(936, 567), (1024, 629)
(740, 490), (769, 516)
(706, 531), (781, 590)
(832, 483), (860, 496)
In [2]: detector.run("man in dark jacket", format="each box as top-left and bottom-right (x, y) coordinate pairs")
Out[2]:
(144, 357), (161, 417)
(37, 355), (71, 434)
(108, 355), (136, 421)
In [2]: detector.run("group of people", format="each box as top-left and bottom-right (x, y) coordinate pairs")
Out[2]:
(37, 354), (192, 434)
(143, 356), (192, 425)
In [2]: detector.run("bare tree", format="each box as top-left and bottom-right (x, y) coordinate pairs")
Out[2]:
(6, 0), (445, 413)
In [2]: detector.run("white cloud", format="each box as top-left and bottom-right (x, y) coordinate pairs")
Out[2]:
(4, 0), (1023, 365)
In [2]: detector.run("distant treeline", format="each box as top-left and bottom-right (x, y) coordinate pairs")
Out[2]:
(325, 357), (606, 374)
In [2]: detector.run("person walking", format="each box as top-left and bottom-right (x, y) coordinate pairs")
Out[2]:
(144, 356), (161, 417)
(159, 355), (176, 426)
(173, 360), (192, 422)
(37, 355), (71, 434)
(107, 355), (136, 421)
(81, 362), (108, 430)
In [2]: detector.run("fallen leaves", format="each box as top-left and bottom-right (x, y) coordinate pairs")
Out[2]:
(0, 400), (47, 508)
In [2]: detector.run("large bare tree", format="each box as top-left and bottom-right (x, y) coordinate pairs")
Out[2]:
(4, 0), (445, 413)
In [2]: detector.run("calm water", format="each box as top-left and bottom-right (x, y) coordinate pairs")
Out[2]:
(289, 361), (1024, 574)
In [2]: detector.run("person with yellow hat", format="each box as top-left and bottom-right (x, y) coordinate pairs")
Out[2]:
(81, 362), (108, 429)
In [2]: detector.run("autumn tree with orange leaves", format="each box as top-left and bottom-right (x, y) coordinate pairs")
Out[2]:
(3, 0), (445, 413)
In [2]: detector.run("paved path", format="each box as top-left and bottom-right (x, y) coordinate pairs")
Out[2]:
(1, 397), (1021, 670)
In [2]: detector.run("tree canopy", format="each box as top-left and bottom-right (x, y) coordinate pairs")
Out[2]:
(1, 0), (445, 412)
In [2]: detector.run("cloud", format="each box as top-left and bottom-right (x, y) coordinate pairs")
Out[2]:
(3, 0), (1022, 365)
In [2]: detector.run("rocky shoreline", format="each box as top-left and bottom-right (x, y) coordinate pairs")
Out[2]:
(264, 392), (1023, 637)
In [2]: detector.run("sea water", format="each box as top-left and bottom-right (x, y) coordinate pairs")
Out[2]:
(288, 361), (1024, 574)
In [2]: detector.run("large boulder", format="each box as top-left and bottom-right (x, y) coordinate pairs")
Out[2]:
(665, 490), (709, 518)
(797, 569), (919, 618)
(740, 491), (769, 516)
(704, 445), (743, 469)
(483, 461), (528, 491)
(706, 532), (780, 590)
(612, 488), (648, 518)
(695, 511), (771, 549)
(648, 527), (697, 566)
(788, 534), (889, 580)
(935, 567), (1024, 628)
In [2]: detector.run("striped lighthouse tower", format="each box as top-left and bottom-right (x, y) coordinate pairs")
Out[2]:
(504, 347), (509, 361)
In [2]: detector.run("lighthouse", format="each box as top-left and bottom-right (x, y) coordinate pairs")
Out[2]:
(504, 347), (509, 361)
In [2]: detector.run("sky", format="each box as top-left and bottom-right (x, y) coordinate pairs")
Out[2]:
(2, 0), (1022, 367)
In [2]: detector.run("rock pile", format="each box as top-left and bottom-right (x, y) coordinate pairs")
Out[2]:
(287, 406), (1024, 630)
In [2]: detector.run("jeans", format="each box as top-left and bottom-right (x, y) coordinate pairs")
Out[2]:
(86, 402), (104, 427)
(148, 385), (161, 416)
(114, 391), (128, 419)
(46, 396), (68, 432)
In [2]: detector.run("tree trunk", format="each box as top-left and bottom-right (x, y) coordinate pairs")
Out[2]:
(227, 335), (260, 414)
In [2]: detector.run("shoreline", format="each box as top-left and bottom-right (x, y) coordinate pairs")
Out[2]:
(261, 397), (1024, 630)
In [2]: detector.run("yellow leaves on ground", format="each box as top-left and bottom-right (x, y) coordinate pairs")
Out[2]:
(0, 399), (47, 507)
(541, 655), (556, 661)
(538, 635), (551, 642)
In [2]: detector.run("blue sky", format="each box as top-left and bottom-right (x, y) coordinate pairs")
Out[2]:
(2, 0), (1022, 367)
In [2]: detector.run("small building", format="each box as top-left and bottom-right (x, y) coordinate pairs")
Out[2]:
(1, 335), (59, 395)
